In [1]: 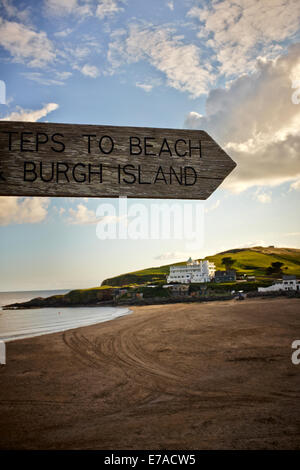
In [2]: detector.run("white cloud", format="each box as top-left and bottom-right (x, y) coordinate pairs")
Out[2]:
(0, 197), (50, 225)
(185, 111), (203, 127)
(80, 64), (100, 78)
(96, 0), (124, 19)
(75, 47), (91, 60)
(237, 240), (268, 249)
(0, 102), (59, 122)
(257, 193), (271, 204)
(254, 190), (272, 204)
(108, 23), (214, 97)
(54, 28), (73, 37)
(1, 0), (30, 23)
(22, 72), (71, 86)
(187, 0), (300, 77)
(184, 45), (300, 192)
(55, 71), (72, 80)
(0, 18), (55, 67)
(167, 1), (174, 11)
(205, 199), (220, 213)
(154, 251), (196, 261)
(66, 203), (126, 225)
(67, 203), (97, 224)
(290, 179), (300, 191)
(97, 214), (127, 224)
(62, 37), (102, 74)
(45, 0), (92, 17)
(45, 0), (123, 20)
(283, 232), (300, 236)
(136, 82), (153, 92)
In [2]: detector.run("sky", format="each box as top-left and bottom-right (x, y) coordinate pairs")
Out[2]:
(0, 0), (300, 291)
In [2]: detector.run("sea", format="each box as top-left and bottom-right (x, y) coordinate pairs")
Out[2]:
(0, 289), (130, 342)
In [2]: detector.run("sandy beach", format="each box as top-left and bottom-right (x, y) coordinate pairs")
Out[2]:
(0, 297), (299, 450)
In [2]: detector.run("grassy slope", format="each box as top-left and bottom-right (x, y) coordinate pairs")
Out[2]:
(13, 247), (298, 307)
(101, 247), (300, 287)
(211, 247), (300, 276)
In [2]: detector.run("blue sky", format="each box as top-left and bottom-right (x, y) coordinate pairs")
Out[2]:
(0, 0), (300, 291)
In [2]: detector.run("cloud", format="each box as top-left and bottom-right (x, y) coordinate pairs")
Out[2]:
(1, 0), (30, 23)
(80, 64), (100, 78)
(0, 102), (59, 122)
(55, 71), (72, 80)
(66, 203), (126, 225)
(154, 251), (195, 261)
(54, 28), (73, 37)
(184, 44), (300, 192)
(237, 240), (268, 249)
(67, 203), (97, 224)
(185, 111), (203, 127)
(0, 18), (55, 67)
(97, 214), (127, 224)
(0, 197), (50, 225)
(290, 179), (300, 191)
(45, 0), (92, 17)
(45, 0), (123, 19)
(205, 199), (220, 212)
(108, 23), (214, 97)
(254, 190), (272, 204)
(135, 82), (153, 92)
(167, 1), (174, 11)
(96, 0), (124, 19)
(187, 0), (300, 78)
(61, 36), (102, 74)
(283, 232), (300, 237)
(22, 72), (71, 86)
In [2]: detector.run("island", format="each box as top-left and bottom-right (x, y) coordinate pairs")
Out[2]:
(3, 246), (300, 309)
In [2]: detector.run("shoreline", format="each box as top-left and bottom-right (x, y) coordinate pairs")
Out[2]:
(0, 306), (131, 343)
(3, 289), (299, 311)
(0, 297), (299, 450)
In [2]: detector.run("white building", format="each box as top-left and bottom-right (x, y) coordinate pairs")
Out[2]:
(167, 258), (216, 284)
(258, 278), (300, 293)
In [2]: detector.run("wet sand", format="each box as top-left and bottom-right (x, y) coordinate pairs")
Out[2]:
(0, 298), (300, 449)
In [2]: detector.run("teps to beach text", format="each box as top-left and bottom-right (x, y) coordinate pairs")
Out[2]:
(0, 122), (236, 200)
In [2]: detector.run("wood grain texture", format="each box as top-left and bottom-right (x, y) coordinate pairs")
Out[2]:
(0, 121), (236, 199)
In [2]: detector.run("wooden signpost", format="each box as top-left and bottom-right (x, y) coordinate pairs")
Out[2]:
(0, 121), (236, 199)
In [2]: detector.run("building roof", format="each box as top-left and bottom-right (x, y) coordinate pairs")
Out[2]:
(215, 270), (236, 276)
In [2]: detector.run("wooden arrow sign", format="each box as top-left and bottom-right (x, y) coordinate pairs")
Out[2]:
(0, 121), (236, 199)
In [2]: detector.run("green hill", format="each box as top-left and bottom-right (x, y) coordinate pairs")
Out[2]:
(7, 246), (300, 309)
(101, 246), (300, 287)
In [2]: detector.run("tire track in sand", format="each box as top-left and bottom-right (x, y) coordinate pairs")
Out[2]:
(62, 311), (273, 409)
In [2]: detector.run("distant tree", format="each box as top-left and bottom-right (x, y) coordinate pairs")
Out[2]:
(271, 262), (284, 272)
(266, 261), (284, 275)
(221, 257), (235, 270)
